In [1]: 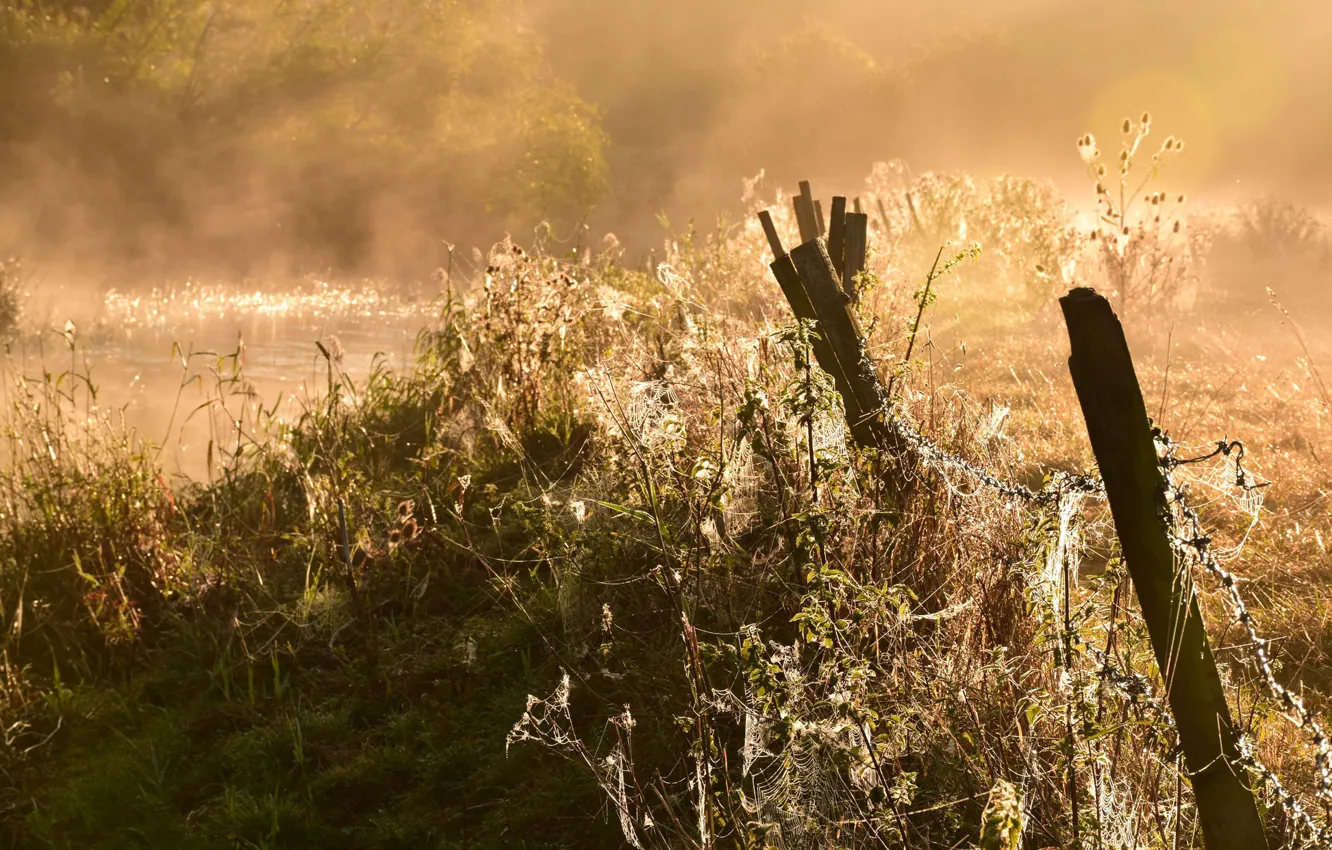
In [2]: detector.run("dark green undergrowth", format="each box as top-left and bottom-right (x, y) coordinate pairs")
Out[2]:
(4, 404), (625, 849)
(20, 604), (619, 849)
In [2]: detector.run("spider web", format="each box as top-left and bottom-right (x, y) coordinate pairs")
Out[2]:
(736, 642), (890, 850)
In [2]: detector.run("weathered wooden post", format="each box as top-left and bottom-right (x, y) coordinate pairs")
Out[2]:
(1060, 287), (1268, 850)
(757, 193), (914, 497)
(793, 181), (819, 243)
(758, 212), (872, 446)
(875, 198), (891, 237)
(789, 240), (914, 478)
(790, 240), (883, 426)
(843, 212), (868, 303)
(827, 196), (848, 280)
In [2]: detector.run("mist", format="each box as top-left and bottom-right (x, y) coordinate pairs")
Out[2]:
(536, 0), (1332, 242)
(3, 0), (1332, 279)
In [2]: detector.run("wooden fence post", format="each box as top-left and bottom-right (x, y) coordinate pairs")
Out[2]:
(794, 181), (819, 243)
(790, 240), (883, 426)
(758, 196), (913, 498)
(1060, 287), (1268, 850)
(789, 239), (914, 480)
(758, 212), (872, 447)
(827, 196), (848, 280)
(843, 212), (868, 303)
(875, 198), (891, 237)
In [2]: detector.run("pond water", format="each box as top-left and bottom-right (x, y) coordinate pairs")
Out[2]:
(9, 277), (441, 481)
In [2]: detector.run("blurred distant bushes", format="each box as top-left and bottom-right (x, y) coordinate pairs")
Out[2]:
(1206, 196), (1332, 313)
(0, 0), (608, 276)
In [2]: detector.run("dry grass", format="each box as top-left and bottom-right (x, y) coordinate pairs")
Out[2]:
(2, 138), (1332, 849)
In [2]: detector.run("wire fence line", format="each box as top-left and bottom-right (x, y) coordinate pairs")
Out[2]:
(513, 232), (1326, 842)
(882, 401), (1331, 844)
(881, 408), (1103, 505)
(1161, 436), (1332, 845)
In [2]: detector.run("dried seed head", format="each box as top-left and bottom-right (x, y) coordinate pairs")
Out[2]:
(1178, 194), (1186, 203)
(1173, 220), (1182, 233)
(1141, 111), (1152, 125)
(1163, 136), (1175, 151)
(1077, 134), (1098, 163)
(1122, 118), (1132, 134)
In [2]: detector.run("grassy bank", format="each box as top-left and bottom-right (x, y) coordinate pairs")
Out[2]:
(1, 147), (1331, 849)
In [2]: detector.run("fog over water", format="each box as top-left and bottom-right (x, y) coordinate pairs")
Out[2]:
(11, 275), (427, 478)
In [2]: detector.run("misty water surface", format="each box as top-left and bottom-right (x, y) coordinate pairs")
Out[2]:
(10, 277), (436, 480)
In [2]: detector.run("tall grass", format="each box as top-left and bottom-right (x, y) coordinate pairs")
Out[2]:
(1, 141), (1331, 848)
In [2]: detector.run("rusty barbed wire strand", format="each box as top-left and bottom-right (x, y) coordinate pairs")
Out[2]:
(881, 398), (1332, 844)
(880, 407), (1104, 504)
(1159, 433), (1332, 845)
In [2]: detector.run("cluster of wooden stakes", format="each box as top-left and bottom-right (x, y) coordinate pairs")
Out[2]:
(756, 182), (905, 458)
(757, 181), (1276, 850)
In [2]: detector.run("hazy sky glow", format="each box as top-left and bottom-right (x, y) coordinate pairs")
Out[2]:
(536, 0), (1332, 239)
(3, 0), (1329, 274)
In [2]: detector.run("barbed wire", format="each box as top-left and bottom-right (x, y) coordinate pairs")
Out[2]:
(1239, 733), (1329, 847)
(586, 336), (1331, 842)
(878, 401), (1332, 844)
(879, 407), (1104, 505)
(1159, 432), (1332, 846)
(1094, 645), (1327, 846)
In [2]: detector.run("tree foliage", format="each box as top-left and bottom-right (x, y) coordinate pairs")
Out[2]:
(0, 0), (608, 275)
